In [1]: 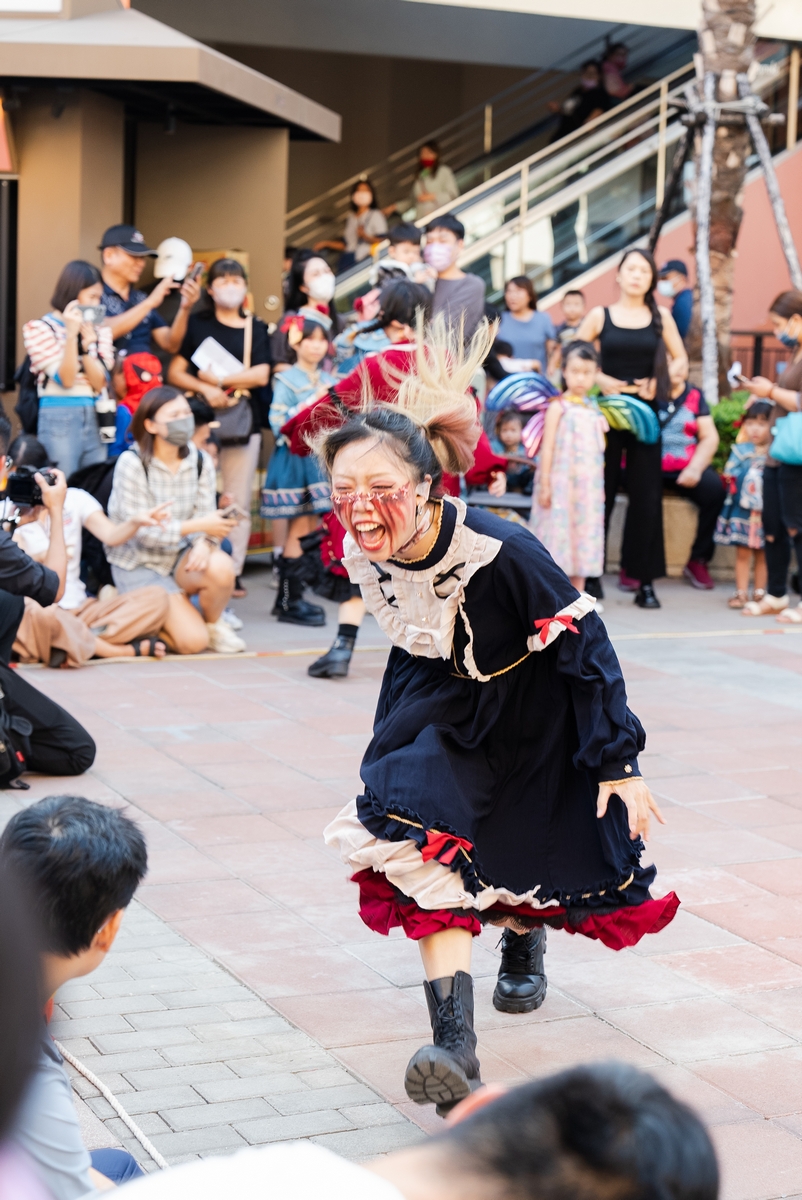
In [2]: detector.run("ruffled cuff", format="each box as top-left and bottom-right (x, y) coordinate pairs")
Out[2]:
(597, 759), (641, 784)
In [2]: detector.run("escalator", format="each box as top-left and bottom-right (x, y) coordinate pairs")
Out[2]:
(284, 25), (696, 258)
(331, 42), (797, 315)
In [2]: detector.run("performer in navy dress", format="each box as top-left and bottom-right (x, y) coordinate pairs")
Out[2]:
(319, 321), (678, 1116)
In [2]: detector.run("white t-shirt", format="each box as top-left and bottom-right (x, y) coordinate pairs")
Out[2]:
(14, 488), (102, 610)
(106, 1143), (406, 1200)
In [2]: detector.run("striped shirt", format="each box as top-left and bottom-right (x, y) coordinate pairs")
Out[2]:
(22, 313), (114, 400)
(107, 444), (216, 575)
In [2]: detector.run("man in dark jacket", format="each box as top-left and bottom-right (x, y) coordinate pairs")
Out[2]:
(0, 411), (95, 778)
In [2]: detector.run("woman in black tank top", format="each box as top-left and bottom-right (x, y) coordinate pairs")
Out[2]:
(576, 248), (688, 609)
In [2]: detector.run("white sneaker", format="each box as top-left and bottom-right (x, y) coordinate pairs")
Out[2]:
(206, 619), (246, 654)
(221, 608), (244, 631)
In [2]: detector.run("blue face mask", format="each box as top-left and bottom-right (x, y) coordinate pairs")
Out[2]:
(779, 327), (799, 349)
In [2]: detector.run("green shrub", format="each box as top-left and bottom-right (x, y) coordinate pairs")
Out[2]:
(712, 390), (750, 473)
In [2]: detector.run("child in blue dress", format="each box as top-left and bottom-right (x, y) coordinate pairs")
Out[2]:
(262, 313), (335, 625)
(715, 400), (771, 609)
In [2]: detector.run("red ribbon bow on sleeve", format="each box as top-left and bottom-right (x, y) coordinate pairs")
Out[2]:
(534, 614), (580, 645)
(421, 830), (474, 866)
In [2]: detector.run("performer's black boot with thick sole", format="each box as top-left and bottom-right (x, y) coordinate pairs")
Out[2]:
(308, 624), (357, 678)
(273, 556), (326, 626)
(405, 972), (481, 1116)
(492, 928), (548, 1013)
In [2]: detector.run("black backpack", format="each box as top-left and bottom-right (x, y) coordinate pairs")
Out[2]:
(13, 356), (40, 434)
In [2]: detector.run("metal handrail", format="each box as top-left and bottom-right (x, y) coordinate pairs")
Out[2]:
(285, 25), (694, 247)
(331, 47), (794, 308)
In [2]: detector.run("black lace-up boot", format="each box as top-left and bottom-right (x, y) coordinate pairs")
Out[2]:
(274, 556), (326, 626)
(492, 928), (547, 1013)
(404, 972), (481, 1116)
(308, 624), (357, 678)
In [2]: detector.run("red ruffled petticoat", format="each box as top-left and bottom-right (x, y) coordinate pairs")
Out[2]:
(352, 869), (680, 951)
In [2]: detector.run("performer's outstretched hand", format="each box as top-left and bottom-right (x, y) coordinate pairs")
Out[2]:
(596, 779), (666, 841)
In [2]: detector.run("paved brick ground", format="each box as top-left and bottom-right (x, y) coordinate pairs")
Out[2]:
(6, 567), (802, 1197)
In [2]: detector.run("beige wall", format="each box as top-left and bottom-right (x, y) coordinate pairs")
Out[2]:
(217, 44), (532, 210)
(135, 123), (288, 325)
(14, 88), (124, 352)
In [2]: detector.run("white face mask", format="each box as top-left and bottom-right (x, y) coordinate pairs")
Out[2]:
(307, 273), (335, 303)
(657, 279), (675, 298)
(423, 242), (457, 272)
(212, 282), (247, 309)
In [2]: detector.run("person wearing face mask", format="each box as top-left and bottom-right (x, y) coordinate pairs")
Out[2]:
(273, 251), (342, 372)
(315, 179), (388, 274)
(549, 60), (612, 143)
(738, 291), (802, 619)
(168, 259), (272, 597)
(657, 261), (693, 342)
(107, 387), (245, 654)
(425, 215), (486, 341)
(406, 141), (459, 222)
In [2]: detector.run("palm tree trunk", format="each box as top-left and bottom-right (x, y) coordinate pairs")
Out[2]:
(686, 1), (756, 396)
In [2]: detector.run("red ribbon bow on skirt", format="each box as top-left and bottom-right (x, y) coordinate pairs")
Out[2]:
(421, 830), (474, 866)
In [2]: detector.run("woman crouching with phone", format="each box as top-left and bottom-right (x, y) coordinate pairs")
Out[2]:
(107, 387), (245, 655)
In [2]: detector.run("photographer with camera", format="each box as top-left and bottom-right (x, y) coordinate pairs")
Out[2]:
(10, 435), (172, 667)
(0, 411), (96, 780)
(22, 261), (115, 480)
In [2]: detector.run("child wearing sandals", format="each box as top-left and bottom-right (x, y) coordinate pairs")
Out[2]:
(715, 400), (771, 609)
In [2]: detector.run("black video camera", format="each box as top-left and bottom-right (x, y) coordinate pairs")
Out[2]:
(5, 464), (57, 508)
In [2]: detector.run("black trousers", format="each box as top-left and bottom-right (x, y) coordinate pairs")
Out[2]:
(764, 464), (802, 598)
(604, 430), (666, 584)
(663, 467), (726, 564)
(0, 590), (96, 777)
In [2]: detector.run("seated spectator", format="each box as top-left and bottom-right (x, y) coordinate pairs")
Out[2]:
(110, 351), (164, 457)
(100, 224), (201, 356)
(107, 387), (245, 655)
(315, 179), (388, 274)
(2, 796), (148, 1197)
(9, 435), (170, 666)
(22, 261), (115, 481)
(425, 215), (485, 339)
(659, 378), (725, 590)
(490, 410), (533, 494)
(498, 276), (556, 374)
(0, 857), (45, 1200)
(113, 1062), (718, 1200)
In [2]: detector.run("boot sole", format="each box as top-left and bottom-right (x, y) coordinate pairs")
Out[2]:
(492, 977), (548, 1014)
(276, 614), (326, 627)
(307, 664), (350, 678)
(404, 1046), (474, 1110)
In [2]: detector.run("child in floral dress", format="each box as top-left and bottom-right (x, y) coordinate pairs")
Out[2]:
(530, 341), (607, 593)
(715, 400), (771, 609)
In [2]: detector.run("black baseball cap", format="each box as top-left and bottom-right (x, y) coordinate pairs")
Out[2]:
(659, 259), (688, 277)
(99, 224), (156, 256)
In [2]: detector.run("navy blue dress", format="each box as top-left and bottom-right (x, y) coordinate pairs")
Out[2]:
(325, 497), (678, 948)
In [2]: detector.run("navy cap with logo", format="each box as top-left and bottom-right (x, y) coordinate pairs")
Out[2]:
(99, 225), (156, 256)
(659, 259), (688, 277)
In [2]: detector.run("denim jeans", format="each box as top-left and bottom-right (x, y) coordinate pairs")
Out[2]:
(89, 1149), (144, 1183)
(37, 403), (106, 481)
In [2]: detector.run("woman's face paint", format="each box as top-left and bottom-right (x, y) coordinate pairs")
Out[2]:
(330, 439), (419, 561)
